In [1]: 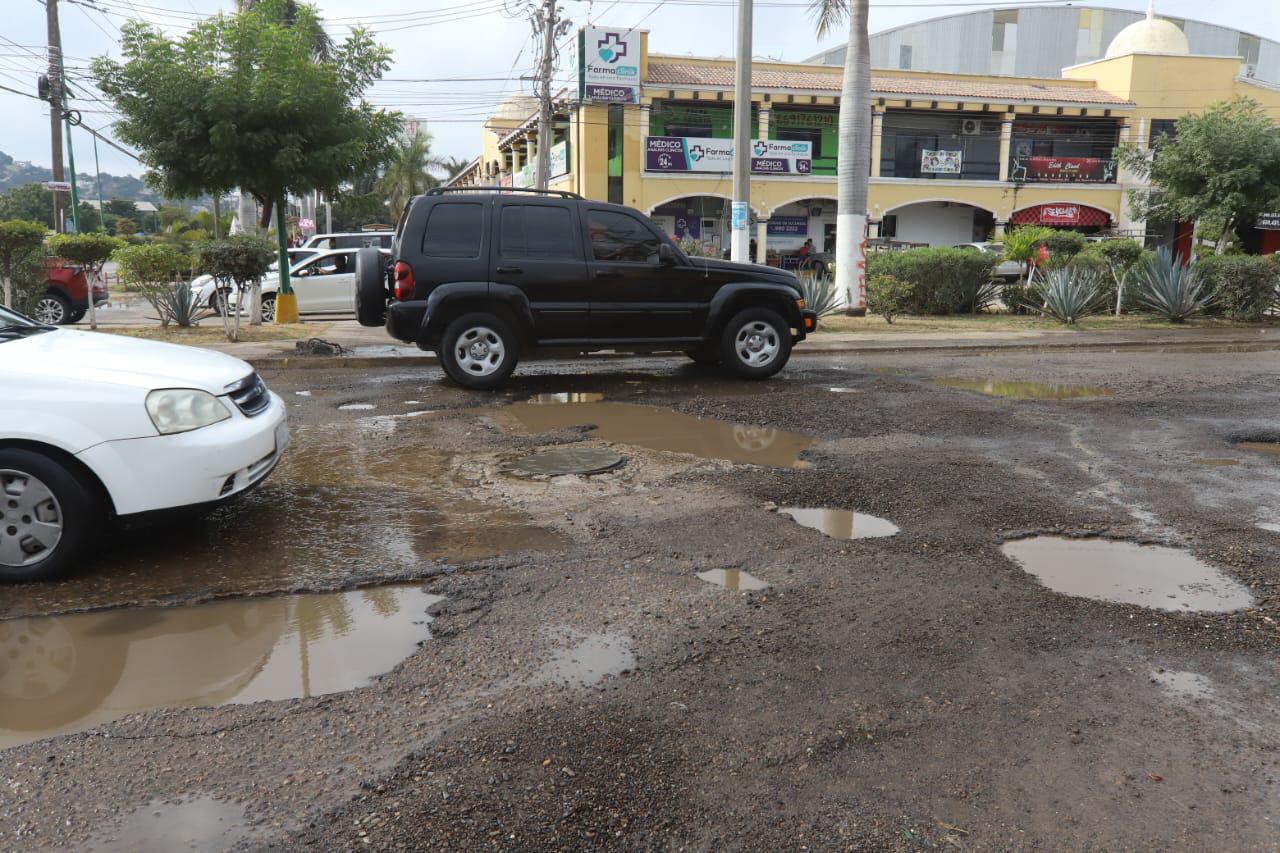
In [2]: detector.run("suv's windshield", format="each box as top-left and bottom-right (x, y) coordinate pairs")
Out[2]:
(0, 306), (53, 340)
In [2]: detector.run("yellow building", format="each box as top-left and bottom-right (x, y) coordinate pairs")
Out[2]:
(451, 8), (1280, 264)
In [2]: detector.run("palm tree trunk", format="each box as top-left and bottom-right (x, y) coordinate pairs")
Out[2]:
(833, 0), (871, 314)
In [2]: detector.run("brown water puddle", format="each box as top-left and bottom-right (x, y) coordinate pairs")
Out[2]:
(0, 585), (441, 750)
(528, 392), (606, 404)
(697, 568), (769, 591)
(1238, 441), (1280, 457)
(780, 507), (899, 539)
(90, 795), (250, 851)
(490, 401), (812, 468)
(533, 630), (635, 687)
(1000, 537), (1254, 612)
(1192, 457), (1240, 467)
(931, 378), (1113, 400)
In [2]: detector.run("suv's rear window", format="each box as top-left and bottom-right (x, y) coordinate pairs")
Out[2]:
(499, 205), (578, 260)
(422, 203), (482, 257)
(586, 210), (660, 263)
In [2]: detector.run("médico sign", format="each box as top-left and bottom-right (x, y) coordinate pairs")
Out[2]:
(579, 26), (640, 104)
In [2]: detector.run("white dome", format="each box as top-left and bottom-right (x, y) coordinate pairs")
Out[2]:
(1105, 3), (1190, 58)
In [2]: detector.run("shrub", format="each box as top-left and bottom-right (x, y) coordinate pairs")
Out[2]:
(866, 247), (997, 315)
(866, 274), (914, 324)
(195, 236), (275, 340)
(1041, 230), (1086, 260)
(1002, 226), (1053, 279)
(1195, 255), (1279, 322)
(1080, 239), (1144, 315)
(1001, 280), (1029, 314)
(0, 219), (47, 313)
(677, 236), (717, 259)
(114, 242), (200, 327)
(1030, 267), (1107, 325)
(1134, 247), (1213, 322)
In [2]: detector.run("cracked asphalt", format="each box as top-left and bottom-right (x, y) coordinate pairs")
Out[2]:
(2, 346), (1278, 851)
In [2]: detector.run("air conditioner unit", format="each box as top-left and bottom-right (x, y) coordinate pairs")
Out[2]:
(960, 119), (982, 136)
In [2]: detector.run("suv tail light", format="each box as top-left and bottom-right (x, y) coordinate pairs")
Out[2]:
(393, 261), (415, 301)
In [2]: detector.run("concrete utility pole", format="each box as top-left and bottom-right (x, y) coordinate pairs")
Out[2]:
(729, 0), (753, 263)
(46, 0), (66, 232)
(533, 0), (559, 190)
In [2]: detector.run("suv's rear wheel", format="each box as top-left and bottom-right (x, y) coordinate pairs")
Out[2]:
(720, 307), (792, 380)
(34, 292), (71, 325)
(0, 449), (100, 583)
(440, 312), (520, 390)
(355, 248), (389, 327)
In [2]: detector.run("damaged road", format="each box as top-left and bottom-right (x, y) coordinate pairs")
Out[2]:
(2, 346), (1279, 850)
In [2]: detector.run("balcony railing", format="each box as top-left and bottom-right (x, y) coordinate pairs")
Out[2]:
(1009, 156), (1117, 184)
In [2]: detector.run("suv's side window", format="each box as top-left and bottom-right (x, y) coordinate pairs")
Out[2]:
(500, 205), (578, 260)
(422, 203), (482, 257)
(586, 210), (660, 264)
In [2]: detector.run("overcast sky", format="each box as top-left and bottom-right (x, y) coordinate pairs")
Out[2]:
(2, 0), (1276, 180)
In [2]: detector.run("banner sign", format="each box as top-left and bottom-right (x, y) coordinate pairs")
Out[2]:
(512, 163), (534, 188)
(1017, 156), (1115, 183)
(1039, 204), (1081, 225)
(767, 215), (808, 236)
(548, 141), (568, 178)
(731, 202), (749, 232)
(644, 136), (811, 174)
(1257, 212), (1280, 231)
(43, 181), (71, 192)
(579, 26), (640, 103)
(921, 149), (962, 174)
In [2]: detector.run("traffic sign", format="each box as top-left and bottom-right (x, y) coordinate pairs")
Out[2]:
(43, 181), (71, 192)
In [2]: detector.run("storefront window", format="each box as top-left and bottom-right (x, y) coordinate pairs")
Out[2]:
(1008, 118), (1119, 183)
(879, 111), (1000, 180)
(772, 108), (838, 175)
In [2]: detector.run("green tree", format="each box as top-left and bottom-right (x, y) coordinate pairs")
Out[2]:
(1117, 98), (1280, 255)
(378, 129), (444, 216)
(0, 184), (54, 227)
(0, 220), (47, 311)
(440, 155), (472, 182)
(104, 197), (138, 218)
(91, 0), (400, 298)
(113, 217), (138, 236)
(76, 202), (102, 233)
(47, 233), (125, 329)
(114, 242), (196, 327)
(1079, 239), (1144, 314)
(1002, 226), (1053, 281)
(195, 236), (275, 340)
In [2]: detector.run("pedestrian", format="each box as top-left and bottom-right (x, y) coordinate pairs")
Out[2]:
(798, 238), (813, 258)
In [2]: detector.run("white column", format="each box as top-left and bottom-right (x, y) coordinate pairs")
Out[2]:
(870, 108), (884, 178)
(757, 106), (770, 141)
(756, 219), (768, 264)
(998, 114), (1015, 181)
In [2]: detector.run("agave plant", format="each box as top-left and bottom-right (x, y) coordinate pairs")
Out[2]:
(798, 269), (841, 318)
(1030, 267), (1106, 325)
(1134, 247), (1214, 322)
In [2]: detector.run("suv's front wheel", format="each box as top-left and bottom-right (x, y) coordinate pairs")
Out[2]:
(720, 307), (792, 380)
(440, 312), (520, 390)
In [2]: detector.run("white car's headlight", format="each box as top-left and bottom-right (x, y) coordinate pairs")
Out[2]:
(145, 389), (232, 435)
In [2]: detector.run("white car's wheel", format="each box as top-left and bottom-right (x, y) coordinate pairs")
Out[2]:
(0, 450), (99, 583)
(261, 294), (276, 324)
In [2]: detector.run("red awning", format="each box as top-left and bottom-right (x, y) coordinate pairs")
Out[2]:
(1011, 204), (1111, 228)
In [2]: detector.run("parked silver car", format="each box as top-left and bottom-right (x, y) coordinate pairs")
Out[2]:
(954, 242), (1024, 280)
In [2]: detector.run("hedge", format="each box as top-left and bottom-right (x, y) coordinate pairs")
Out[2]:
(1195, 254), (1280, 322)
(865, 247), (998, 315)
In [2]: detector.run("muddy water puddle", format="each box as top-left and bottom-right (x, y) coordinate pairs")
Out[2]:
(534, 630), (635, 687)
(932, 378), (1113, 400)
(490, 400), (812, 468)
(1151, 668), (1216, 701)
(1000, 537), (1254, 612)
(0, 585), (441, 750)
(1238, 441), (1280, 457)
(697, 568), (769, 591)
(90, 795), (250, 851)
(780, 507), (899, 539)
(1191, 457), (1240, 467)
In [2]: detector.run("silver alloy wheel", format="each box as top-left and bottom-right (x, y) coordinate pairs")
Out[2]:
(34, 297), (66, 325)
(454, 326), (506, 376)
(261, 296), (276, 324)
(733, 320), (780, 368)
(0, 469), (63, 568)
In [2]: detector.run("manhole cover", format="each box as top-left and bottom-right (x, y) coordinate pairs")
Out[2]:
(502, 447), (625, 476)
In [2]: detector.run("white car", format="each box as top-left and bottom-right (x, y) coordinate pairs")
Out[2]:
(954, 242), (1025, 280)
(302, 231), (393, 251)
(192, 247), (317, 311)
(0, 305), (288, 582)
(205, 248), (389, 323)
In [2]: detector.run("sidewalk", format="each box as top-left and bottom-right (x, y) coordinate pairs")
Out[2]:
(183, 319), (1279, 369)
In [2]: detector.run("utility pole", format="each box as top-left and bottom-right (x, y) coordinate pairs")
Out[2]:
(729, 0), (753, 263)
(46, 0), (66, 232)
(533, 0), (562, 190)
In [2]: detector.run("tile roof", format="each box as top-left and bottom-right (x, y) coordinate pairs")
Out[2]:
(645, 62), (1135, 106)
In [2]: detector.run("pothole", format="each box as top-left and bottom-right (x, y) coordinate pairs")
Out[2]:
(1257, 522), (1280, 534)
(1151, 668), (1216, 701)
(294, 389), (339, 398)
(697, 568), (768, 591)
(0, 585), (443, 749)
(88, 794), (250, 851)
(488, 400), (812, 468)
(338, 403), (376, 411)
(528, 392), (606, 404)
(931, 378), (1113, 400)
(500, 447), (625, 477)
(780, 507), (899, 539)
(533, 630), (635, 687)
(1238, 441), (1280, 457)
(828, 387), (860, 394)
(1191, 457), (1239, 466)
(1000, 537), (1254, 612)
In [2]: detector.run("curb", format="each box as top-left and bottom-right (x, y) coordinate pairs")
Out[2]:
(246, 335), (1279, 370)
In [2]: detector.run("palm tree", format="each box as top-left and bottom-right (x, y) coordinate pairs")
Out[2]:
(379, 130), (445, 215)
(811, 0), (871, 313)
(441, 156), (473, 182)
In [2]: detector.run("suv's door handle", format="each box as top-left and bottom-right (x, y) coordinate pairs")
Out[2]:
(495, 266), (523, 274)
(594, 270), (622, 279)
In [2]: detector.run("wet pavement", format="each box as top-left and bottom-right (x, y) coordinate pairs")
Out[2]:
(4, 346), (1280, 850)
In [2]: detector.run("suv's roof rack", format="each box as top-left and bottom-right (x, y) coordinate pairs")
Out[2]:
(425, 186), (584, 200)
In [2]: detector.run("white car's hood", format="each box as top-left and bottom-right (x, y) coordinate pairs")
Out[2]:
(1, 329), (254, 393)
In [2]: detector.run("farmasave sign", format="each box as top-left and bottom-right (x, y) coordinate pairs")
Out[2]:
(579, 26), (640, 103)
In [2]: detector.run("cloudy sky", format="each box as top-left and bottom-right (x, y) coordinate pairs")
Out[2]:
(2, 0), (1276, 179)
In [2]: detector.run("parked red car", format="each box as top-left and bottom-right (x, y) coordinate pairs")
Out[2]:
(37, 258), (107, 325)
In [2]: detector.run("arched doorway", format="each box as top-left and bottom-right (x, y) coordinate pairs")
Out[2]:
(881, 200), (997, 247)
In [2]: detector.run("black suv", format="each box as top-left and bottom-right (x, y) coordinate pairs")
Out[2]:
(355, 187), (817, 390)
